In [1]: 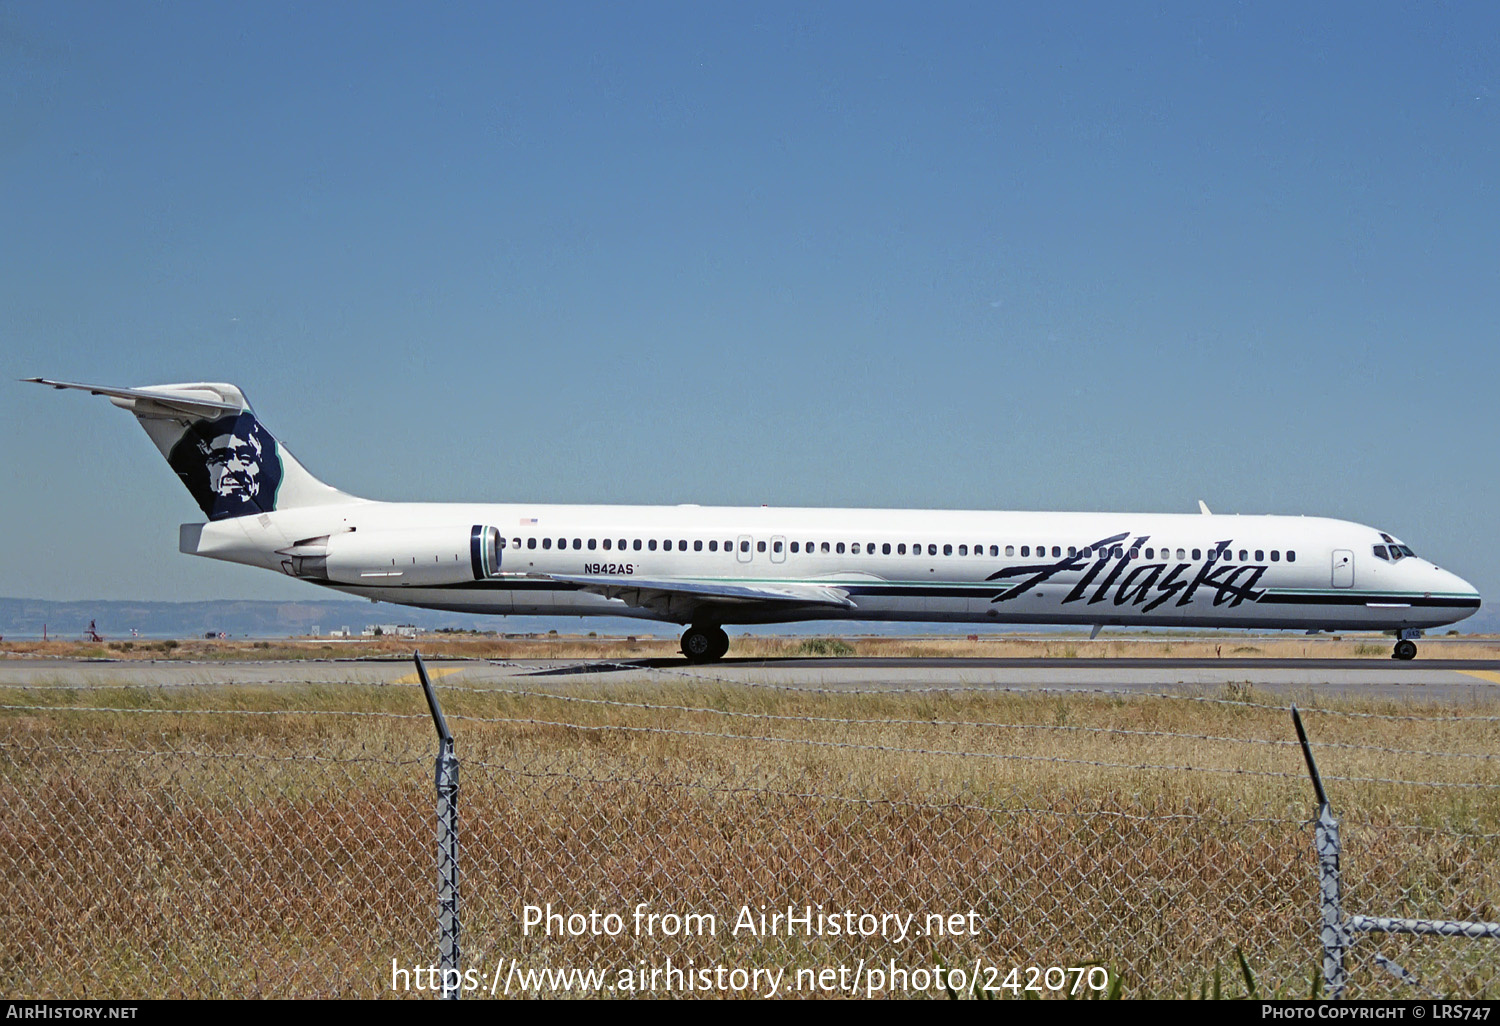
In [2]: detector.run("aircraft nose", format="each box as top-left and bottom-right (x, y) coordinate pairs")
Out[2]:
(1431, 565), (1482, 606)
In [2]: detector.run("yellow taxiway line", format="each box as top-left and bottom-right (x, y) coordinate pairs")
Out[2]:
(391, 666), (465, 686)
(1457, 670), (1500, 685)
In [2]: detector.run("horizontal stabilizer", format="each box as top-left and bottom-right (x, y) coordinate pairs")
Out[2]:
(24, 378), (243, 419)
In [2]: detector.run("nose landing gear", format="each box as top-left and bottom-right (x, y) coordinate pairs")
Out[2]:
(1392, 628), (1422, 661)
(681, 625), (730, 663)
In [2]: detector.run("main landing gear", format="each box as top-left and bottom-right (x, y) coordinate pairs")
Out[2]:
(1392, 628), (1422, 661)
(681, 625), (730, 663)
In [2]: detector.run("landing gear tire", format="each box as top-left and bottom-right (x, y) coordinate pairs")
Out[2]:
(682, 625), (728, 663)
(1393, 639), (1418, 661)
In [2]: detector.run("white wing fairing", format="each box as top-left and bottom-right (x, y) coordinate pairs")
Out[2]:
(540, 574), (854, 624)
(31, 378), (1483, 661)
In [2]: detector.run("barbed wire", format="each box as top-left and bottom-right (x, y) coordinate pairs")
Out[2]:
(0, 737), (426, 767)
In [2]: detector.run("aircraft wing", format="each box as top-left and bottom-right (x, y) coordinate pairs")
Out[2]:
(540, 574), (855, 622)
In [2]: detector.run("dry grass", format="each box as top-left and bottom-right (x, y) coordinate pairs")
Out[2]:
(1, 673), (1496, 998)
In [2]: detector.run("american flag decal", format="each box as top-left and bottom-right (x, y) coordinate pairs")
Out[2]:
(519, 517), (538, 525)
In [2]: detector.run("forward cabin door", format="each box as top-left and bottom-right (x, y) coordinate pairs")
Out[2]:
(1332, 549), (1354, 588)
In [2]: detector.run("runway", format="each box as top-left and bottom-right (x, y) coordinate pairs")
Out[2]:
(3, 655), (1499, 703)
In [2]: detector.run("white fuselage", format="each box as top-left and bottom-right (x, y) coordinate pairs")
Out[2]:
(184, 501), (1482, 632)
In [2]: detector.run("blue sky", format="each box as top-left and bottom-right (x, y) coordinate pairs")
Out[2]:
(3, 2), (1497, 614)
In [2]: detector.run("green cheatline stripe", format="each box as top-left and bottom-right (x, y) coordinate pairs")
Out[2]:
(1261, 589), (1477, 599)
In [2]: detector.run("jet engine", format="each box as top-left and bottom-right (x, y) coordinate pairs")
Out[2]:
(280, 525), (503, 586)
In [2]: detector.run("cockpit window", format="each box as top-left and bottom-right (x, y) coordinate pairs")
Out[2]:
(1375, 541), (1417, 561)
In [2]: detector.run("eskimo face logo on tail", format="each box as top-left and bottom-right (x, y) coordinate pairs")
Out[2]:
(167, 412), (283, 520)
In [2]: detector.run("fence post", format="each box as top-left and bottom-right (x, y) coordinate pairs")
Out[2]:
(1293, 706), (1346, 998)
(416, 651), (461, 1000)
(1315, 802), (1346, 998)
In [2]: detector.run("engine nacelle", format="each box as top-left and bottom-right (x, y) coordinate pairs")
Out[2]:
(292, 525), (502, 587)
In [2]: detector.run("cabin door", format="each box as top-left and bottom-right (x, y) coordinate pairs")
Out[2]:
(1332, 549), (1354, 588)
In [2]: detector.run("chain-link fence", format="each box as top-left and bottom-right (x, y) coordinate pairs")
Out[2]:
(1, 657), (1495, 998)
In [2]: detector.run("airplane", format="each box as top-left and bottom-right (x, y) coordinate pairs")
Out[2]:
(26, 378), (1482, 662)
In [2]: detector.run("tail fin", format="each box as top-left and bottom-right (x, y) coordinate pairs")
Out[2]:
(27, 379), (361, 520)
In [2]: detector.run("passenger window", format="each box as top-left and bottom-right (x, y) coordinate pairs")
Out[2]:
(790, 542), (799, 554)
(990, 545), (999, 556)
(708, 540), (718, 552)
(1288, 550), (1297, 562)
(617, 539), (626, 550)
(882, 543), (891, 555)
(1129, 548), (1139, 559)
(1254, 550), (1264, 561)
(1082, 548), (1093, 559)
(757, 541), (766, 553)
(691, 540), (701, 552)
(1020, 546), (1029, 557)
(587, 539), (596, 550)
(1050, 546), (1060, 557)
(542, 538), (552, 550)
(958, 545), (968, 556)
(851, 543), (861, 554)
(1006, 545), (1015, 557)
(648, 540), (657, 551)
(527, 538), (537, 550)
(603, 539), (612, 550)
(569, 539), (578, 550)
(836, 543), (845, 554)
(1176, 549), (1185, 560)
(897, 543), (907, 555)
(1067, 547), (1076, 557)
(1239, 549), (1248, 561)
(633, 539), (643, 551)
(1271, 550), (1280, 561)
(943, 544), (953, 556)
(926, 544), (936, 556)
(510, 538), (519, 549)
(740, 540), (750, 553)
(821, 542), (830, 553)
(773, 540), (783, 553)
(1191, 548), (1201, 560)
